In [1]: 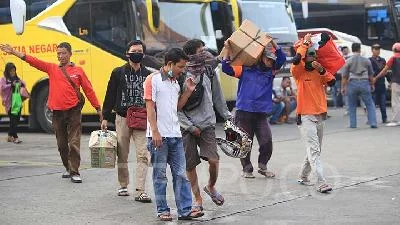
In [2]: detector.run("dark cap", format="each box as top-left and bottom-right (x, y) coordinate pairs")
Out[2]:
(371, 44), (381, 49)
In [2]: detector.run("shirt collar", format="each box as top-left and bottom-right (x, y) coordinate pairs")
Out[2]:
(160, 67), (176, 81)
(59, 62), (75, 67)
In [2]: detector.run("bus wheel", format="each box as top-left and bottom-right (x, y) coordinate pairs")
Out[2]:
(36, 86), (53, 133)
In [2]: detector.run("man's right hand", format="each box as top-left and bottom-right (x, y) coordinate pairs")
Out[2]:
(192, 128), (201, 137)
(101, 120), (108, 131)
(152, 130), (163, 148)
(0, 44), (14, 54)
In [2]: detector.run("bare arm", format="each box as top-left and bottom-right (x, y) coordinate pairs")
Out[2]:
(0, 44), (25, 59)
(177, 77), (195, 110)
(146, 100), (162, 147)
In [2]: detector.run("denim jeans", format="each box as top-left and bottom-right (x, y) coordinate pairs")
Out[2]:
(332, 80), (343, 107)
(270, 102), (285, 123)
(347, 80), (377, 128)
(373, 88), (387, 122)
(147, 137), (192, 217)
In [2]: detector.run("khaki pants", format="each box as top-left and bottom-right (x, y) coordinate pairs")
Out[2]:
(298, 115), (326, 184)
(52, 107), (82, 176)
(391, 83), (400, 122)
(115, 115), (150, 194)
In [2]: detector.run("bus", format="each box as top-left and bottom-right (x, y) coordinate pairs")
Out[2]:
(0, 0), (234, 133)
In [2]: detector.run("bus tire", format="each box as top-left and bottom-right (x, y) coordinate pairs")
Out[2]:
(36, 86), (54, 133)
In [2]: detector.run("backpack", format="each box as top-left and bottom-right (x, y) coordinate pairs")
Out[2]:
(178, 65), (215, 111)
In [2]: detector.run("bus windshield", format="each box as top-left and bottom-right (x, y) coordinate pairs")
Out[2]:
(238, 0), (297, 44)
(153, 2), (218, 51)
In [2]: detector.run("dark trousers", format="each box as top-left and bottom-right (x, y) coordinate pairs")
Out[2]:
(8, 110), (21, 138)
(235, 110), (273, 173)
(373, 88), (387, 122)
(52, 107), (82, 175)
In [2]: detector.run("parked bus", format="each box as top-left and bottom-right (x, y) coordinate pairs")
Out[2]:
(0, 0), (234, 132)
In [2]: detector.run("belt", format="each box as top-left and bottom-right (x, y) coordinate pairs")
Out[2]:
(349, 77), (369, 81)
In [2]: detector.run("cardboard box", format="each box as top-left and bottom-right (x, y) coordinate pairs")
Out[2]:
(220, 20), (271, 66)
(89, 130), (117, 168)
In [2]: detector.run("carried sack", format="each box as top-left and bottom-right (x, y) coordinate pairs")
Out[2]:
(126, 106), (147, 130)
(11, 82), (23, 115)
(61, 67), (85, 110)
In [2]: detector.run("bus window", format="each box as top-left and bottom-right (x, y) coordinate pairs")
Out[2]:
(64, 2), (91, 42)
(91, 0), (129, 54)
(0, 1), (11, 25)
(28, 0), (57, 20)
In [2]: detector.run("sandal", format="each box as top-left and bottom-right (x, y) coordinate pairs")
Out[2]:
(203, 186), (224, 206)
(158, 213), (173, 221)
(317, 183), (333, 193)
(178, 210), (204, 220)
(135, 192), (152, 203)
(118, 187), (129, 196)
(192, 203), (204, 213)
(6, 136), (14, 142)
(13, 139), (22, 144)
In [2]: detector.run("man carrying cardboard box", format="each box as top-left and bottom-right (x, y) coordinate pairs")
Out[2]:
(221, 35), (286, 178)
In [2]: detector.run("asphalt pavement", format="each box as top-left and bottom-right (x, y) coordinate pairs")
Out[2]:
(0, 107), (399, 225)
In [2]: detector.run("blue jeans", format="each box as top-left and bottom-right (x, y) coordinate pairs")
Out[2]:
(270, 102), (285, 122)
(332, 80), (343, 107)
(373, 88), (387, 122)
(347, 80), (377, 128)
(288, 99), (297, 115)
(147, 137), (192, 217)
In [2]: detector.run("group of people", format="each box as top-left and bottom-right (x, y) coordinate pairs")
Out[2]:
(1, 32), (399, 221)
(333, 42), (400, 128)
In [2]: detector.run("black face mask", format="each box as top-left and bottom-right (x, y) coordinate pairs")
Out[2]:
(128, 52), (144, 63)
(305, 61), (315, 71)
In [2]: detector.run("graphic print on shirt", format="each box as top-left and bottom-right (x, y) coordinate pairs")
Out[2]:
(121, 70), (146, 108)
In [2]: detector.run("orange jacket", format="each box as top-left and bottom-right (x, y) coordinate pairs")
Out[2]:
(290, 44), (335, 115)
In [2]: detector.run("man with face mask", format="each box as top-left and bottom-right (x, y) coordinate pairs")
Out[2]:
(101, 40), (152, 201)
(221, 37), (286, 179)
(291, 34), (335, 193)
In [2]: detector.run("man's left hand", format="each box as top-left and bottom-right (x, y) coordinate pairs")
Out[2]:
(311, 61), (324, 73)
(185, 77), (196, 92)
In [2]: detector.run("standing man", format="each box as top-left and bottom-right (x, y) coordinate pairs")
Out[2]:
(0, 43), (102, 183)
(291, 34), (335, 193)
(369, 44), (389, 124)
(179, 39), (232, 211)
(341, 43), (377, 128)
(101, 40), (152, 201)
(374, 42), (400, 127)
(221, 37), (286, 178)
(144, 48), (203, 221)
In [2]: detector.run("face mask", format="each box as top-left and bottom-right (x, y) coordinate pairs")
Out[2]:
(128, 52), (144, 63)
(167, 70), (174, 78)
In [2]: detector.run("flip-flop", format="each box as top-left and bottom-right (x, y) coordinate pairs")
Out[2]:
(317, 184), (333, 193)
(178, 210), (204, 220)
(158, 213), (173, 221)
(192, 203), (204, 213)
(203, 186), (224, 206)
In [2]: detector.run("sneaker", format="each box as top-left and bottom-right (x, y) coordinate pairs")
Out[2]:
(257, 169), (275, 178)
(386, 122), (400, 127)
(71, 175), (82, 183)
(297, 178), (314, 186)
(241, 172), (255, 178)
(62, 171), (71, 178)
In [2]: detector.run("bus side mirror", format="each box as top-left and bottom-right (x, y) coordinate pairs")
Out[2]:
(301, 0), (309, 19)
(146, 0), (160, 33)
(10, 0), (27, 35)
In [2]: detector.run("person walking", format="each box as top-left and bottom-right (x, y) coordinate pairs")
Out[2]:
(101, 40), (152, 201)
(221, 37), (286, 178)
(0, 62), (27, 144)
(291, 33), (335, 193)
(341, 43), (377, 128)
(374, 42), (400, 127)
(369, 44), (389, 124)
(179, 39), (232, 212)
(144, 48), (203, 221)
(0, 43), (102, 183)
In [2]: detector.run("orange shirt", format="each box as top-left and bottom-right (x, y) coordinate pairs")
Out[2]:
(290, 44), (335, 115)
